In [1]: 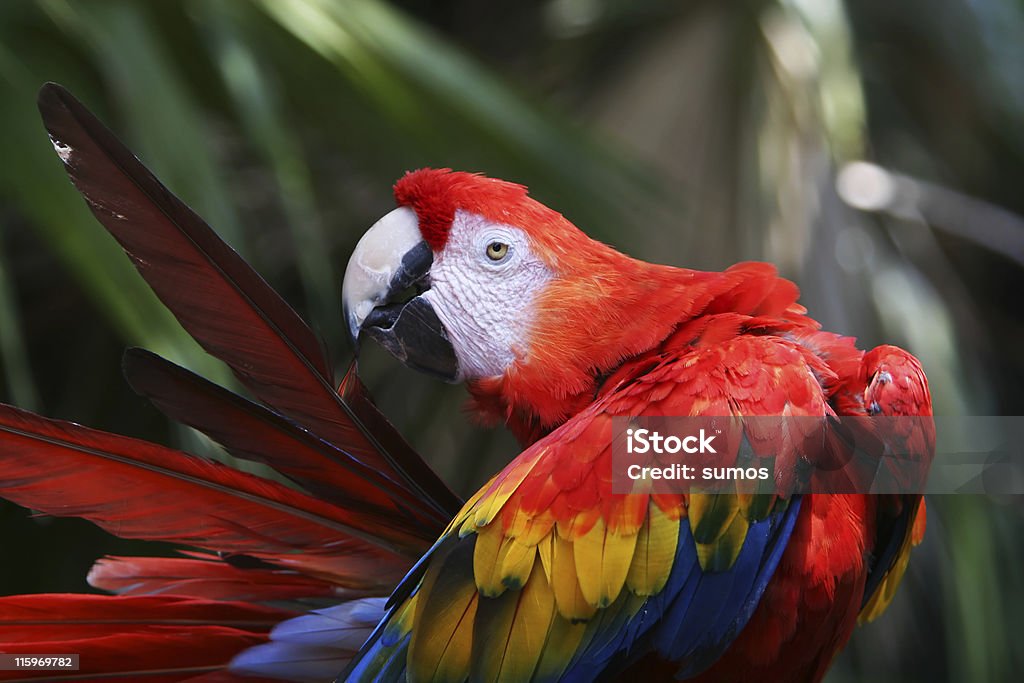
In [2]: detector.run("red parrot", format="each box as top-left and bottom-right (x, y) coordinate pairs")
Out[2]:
(0, 84), (932, 682)
(337, 169), (933, 682)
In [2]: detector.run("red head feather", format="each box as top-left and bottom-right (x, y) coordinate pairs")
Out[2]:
(393, 168), (588, 260)
(393, 169), (527, 250)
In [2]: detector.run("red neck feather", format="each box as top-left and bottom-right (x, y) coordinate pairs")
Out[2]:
(468, 252), (817, 444)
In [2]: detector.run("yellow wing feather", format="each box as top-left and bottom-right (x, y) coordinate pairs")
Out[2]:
(542, 532), (599, 621)
(627, 501), (681, 595)
(573, 516), (639, 608)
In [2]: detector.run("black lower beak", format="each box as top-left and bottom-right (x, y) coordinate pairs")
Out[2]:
(351, 240), (458, 381)
(362, 297), (459, 381)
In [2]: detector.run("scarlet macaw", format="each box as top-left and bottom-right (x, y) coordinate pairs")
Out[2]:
(335, 168), (933, 682)
(0, 85), (931, 682)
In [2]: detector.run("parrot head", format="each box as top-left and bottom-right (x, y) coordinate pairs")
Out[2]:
(342, 168), (798, 435)
(344, 168), (563, 384)
(343, 168), (659, 433)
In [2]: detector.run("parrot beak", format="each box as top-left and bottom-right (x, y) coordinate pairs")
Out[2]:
(342, 207), (459, 381)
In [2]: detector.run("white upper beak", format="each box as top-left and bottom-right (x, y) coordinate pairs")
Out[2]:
(342, 206), (424, 343)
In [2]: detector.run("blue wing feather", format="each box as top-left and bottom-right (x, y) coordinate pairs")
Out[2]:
(555, 496), (801, 681)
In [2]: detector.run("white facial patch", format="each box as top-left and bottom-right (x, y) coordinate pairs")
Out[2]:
(421, 211), (553, 380)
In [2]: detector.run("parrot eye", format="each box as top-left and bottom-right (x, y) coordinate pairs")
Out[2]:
(486, 241), (510, 261)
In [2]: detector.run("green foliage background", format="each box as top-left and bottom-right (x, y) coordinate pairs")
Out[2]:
(0, 0), (1022, 681)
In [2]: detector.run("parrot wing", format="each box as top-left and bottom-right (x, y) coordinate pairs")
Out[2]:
(347, 333), (849, 682)
(855, 345), (933, 623)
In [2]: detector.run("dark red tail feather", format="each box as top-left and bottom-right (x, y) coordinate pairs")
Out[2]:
(87, 555), (342, 603)
(336, 363), (464, 517)
(36, 82), (459, 521)
(0, 402), (409, 590)
(122, 347), (443, 550)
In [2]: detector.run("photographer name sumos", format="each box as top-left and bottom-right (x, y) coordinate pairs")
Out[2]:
(624, 427), (770, 481)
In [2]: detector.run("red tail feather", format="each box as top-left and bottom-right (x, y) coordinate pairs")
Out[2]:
(0, 594), (290, 682)
(0, 402), (408, 589)
(36, 83), (459, 519)
(87, 556), (342, 603)
(122, 348), (443, 551)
